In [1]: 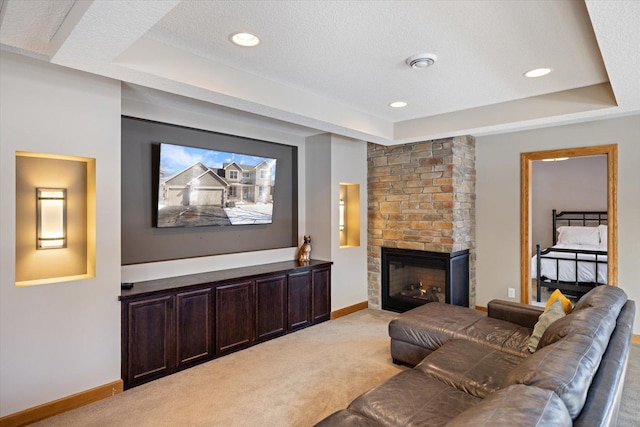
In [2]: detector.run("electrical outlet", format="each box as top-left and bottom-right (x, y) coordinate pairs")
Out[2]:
(508, 288), (516, 298)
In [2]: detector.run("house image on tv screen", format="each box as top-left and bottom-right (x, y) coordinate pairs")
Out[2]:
(157, 143), (277, 227)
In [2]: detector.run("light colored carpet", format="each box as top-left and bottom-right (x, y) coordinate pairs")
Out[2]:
(32, 309), (640, 426)
(33, 309), (405, 427)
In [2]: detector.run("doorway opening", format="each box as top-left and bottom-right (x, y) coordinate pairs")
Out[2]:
(520, 144), (618, 304)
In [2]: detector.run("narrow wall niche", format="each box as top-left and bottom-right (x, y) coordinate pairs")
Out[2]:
(339, 183), (360, 248)
(15, 152), (96, 286)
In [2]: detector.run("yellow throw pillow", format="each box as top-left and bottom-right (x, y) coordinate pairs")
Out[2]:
(545, 289), (572, 314)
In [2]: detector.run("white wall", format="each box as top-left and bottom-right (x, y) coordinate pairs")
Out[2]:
(120, 91), (306, 282)
(0, 53), (369, 417)
(532, 155), (607, 249)
(331, 136), (369, 309)
(305, 134), (369, 310)
(476, 114), (640, 333)
(0, 53), (122, 415)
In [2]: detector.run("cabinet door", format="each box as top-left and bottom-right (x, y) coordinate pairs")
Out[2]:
(215, 281), (254, 355)
(176, 288), (213, 368)
(312, 267), (331, 323)
(255, 274), (286, 342)
(288, 271), (312, 331)
(124, 295), (174, 387)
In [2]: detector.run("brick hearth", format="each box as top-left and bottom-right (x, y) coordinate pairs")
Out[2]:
(367, 136), (476, 308)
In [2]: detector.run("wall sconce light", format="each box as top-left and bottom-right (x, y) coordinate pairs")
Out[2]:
(339, 199), (345, 231)
(36, 188), (67, 249)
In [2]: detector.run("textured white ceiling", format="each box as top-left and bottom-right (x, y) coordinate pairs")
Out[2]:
(0, 0), (74, 57)
(145, 0), (608, 121)
(1, 0), (638, 144)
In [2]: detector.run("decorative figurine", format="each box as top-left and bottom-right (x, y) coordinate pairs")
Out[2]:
(297, 235), (311, 263)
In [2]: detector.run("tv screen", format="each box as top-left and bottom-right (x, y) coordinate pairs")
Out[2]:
(157, 142), (277, 228)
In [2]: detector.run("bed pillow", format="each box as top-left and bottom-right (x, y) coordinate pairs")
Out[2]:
(598, 224), (608, 249)
(545, 289), (573, 314)
(528, 299), (566, 353)
(556, 226), (600, 246)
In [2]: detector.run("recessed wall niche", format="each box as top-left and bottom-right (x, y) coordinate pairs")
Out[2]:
(15, 152), (96, 286)
(339, 183), (360, 248)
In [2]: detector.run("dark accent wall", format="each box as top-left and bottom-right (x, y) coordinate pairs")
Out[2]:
(121, 117), (298, 265)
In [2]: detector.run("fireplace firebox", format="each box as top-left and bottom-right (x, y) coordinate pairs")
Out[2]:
(381, 247), (469, 312)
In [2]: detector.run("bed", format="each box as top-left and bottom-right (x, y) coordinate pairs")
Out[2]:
(532, 210), (608, 302)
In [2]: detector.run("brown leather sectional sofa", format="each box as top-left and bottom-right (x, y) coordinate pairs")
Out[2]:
(316, 285), (635, 426)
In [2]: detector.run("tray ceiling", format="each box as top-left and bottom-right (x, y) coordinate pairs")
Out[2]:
(1, 0), (638, 145)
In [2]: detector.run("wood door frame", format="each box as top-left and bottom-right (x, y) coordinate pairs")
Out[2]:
(520, 144), (618, 304)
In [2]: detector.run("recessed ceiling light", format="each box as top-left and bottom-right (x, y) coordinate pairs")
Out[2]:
(524, 67), (552, 78)
(406, 53), (437, 69)
(230, 32), (260, 47)
(389, 101), (407, 108)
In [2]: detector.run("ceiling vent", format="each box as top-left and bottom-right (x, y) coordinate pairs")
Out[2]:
(406, 53), (437, 69)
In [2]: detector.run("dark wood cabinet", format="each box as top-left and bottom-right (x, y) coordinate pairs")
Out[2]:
(176, 288), (212, 367)
(215, 281), (254, 355)
(288, 271), (312, 331)
(121, 260), (331, 389)
(124, 295), (174, 386)
(312, 267), (331, 322)
(255, 274), (286, 342)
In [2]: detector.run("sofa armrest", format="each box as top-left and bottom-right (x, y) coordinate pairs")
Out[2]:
(487, 300), (543, 329)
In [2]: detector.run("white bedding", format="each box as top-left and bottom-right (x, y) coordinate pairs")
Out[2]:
(531, 243), (608, 284)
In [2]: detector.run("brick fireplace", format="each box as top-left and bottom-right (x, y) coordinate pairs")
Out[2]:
(367, 136), (476, 308)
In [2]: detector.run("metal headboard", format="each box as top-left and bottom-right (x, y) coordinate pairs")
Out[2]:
(552, 209), (608, 245)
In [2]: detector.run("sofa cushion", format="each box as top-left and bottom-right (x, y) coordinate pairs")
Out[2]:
(536, 285), (625, 351)
(389, 303), (532, 360)
(528, 298), (566, 352)
(416, 339), (524, 399)
(502, 332), (611, 419)
(389, 303), (485, 351)
(446, 385), (571, 427)
(573, 284), (627, 312)
(348, 369), (480, 426)
(537, 306), (611, 350)
(390, 339), (433, 367)
(455, 316), (532, 356)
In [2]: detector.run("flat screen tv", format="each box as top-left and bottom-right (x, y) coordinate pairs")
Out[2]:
(157, 142), (277, 228)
